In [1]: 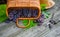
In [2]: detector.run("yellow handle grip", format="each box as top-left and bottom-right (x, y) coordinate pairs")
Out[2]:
(16, 18), (30, 28)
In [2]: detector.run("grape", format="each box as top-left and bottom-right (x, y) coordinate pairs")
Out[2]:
(9, 12), (14, 20)
(11, 10), (17, 15)
(33, 10), (38, 17)
(16, 13), (20, 18)
(12, 15), (17, 22)
(12, 18), (16, 22)
(17, 9), (22, 17)
(41, 14), (44, 18)
(5, 19), (11, 23)
(39, 18), (44, 21)
(8, 9), (18, 22)
(27, 9), (32, 17)
(28, 12), (31, 17)
(17, 9), (22, 16)
(23, 8), (29, 17)
(31, 9), (38, 17)
(8, 10), (17, 20)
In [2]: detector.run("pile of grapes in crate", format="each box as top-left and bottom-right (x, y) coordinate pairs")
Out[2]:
(6, 8), (39, 23)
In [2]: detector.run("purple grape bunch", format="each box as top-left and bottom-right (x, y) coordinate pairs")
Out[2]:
(34, 14), (45, 26)
(6, 8), (39, 23)
(8, 9), (19, 22)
